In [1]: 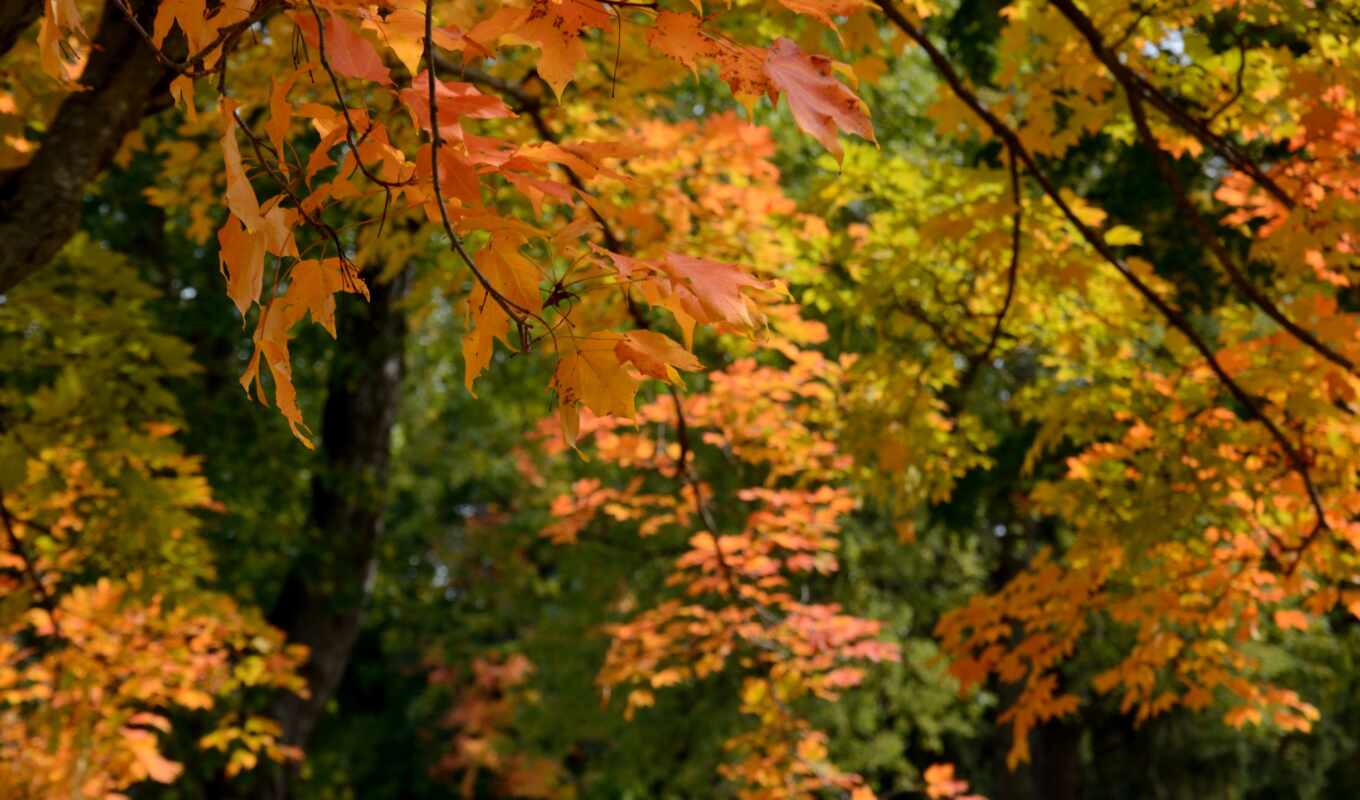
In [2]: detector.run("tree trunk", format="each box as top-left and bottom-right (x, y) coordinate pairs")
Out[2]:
(1033, 720), (1083, 800)
(0, 0), (169, 293)
(0, 0), (41, 59)
(263, 267), (411, 798)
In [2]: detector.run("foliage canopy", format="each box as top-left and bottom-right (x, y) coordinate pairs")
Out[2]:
(4, 0), (1360, 797)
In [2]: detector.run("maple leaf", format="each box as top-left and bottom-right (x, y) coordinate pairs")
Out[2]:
(279, 258), (369, 337)
(484, 238), (545, 316)
(266, 72), (300, 157)
(764, 38), (876, 159)
(614, 330), (702, 383)
(153, 0), (209, 52)
(239, 259), (367, 446)
(122, 727), (184, 784)
(1274, 609), (1311, 631)
(323, 12), (393, 86)
(552, 335), (641, 420)
(220, 101), (262, 230)
(658, 254), (773, 346)
(217, 214), (265, 315)
(469, 0), (611, 98)
(551, 334), (642, 445)
(400, 73), (516, 140)
(775, 0), (873, 31)
(36, 0), (85, 81)
(647, 11), (710, 75)
(520, 0), (610, 98)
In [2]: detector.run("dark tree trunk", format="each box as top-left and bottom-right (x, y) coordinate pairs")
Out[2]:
(263, 267), (411, 798)
(1033, 720), (1084, 800)
(0, 0), (169, 292)
(0, 0), (41, 59)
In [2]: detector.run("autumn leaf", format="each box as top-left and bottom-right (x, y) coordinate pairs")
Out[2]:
(122, 728), (184, 784)
(323, 12), (392, 86)
(552, 334), (641, 420)
(217, 215), (265, 315)
(1274, 609), (1311, 631)
(658, 254), (772, 346)
(764, 38), (876, 159)
(776, 0), (873, 31)
(647, 12), (709, 74)
(220, 101), (262, 230)
(614, 330), (702, 383)
(464, 286), (511, 398)
(278, 258), (369, 338)
(468, 0), (611, 98)
(516, 0), (612, 98)
(400, 73), (516, 139)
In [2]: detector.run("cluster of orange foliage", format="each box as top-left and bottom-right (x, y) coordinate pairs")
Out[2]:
(28, 0), (876, 448)
(428, 652), (569, 798)
(537, 346), (899, 798)
(18, 0), (1360, 795)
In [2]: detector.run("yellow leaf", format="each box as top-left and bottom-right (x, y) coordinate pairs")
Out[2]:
(1105, 225), (1143, 246)
(614, 330), (702, 384)
(551, 335), (640, 420)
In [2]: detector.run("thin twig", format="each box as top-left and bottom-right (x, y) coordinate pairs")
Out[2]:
(0, 491), (64, 639)
(1047, 0), (1355, 375)
(304, 0), (412, 194)
(959, 150), (1023, 390)
(1044, 0), (1295, 211)
(875, 0), (1329, 537)
(422, 0), (536, 343)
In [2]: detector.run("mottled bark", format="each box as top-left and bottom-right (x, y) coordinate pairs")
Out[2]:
(263, 267), (411, 798)
(0, 0), (168, 293)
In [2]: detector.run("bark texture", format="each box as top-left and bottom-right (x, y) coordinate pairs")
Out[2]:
(0, 0), (168, 293)
(263, 267), (411, 799)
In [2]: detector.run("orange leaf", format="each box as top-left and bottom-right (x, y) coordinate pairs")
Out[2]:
(400, 74), (515, 140)
(217, 214), (265, 315)
(659, 253), (771, 343)
(763, 38), (875, 159)
(280, 258), (369, 338)
(647, 11), (709, 74)
(463, 286), (510, 397)
(221, 100), (262, 230)
(518, 0), (611, 98)
(614, 330), (702, 383)
(324, 12), (392, 85)
(552, 334), (641, 420)
(1274, 609), (1310, 631)
(775, 0), (872, 31)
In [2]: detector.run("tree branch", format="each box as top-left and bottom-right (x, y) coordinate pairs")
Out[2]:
(1047, 0), (1355, 375)
(0, 0), (170, 293)
(874, 0), (1329, 535)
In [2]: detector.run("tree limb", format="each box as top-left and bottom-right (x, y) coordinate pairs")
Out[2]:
(0, 0), (170, 294)
(874, 0), (1329, 534)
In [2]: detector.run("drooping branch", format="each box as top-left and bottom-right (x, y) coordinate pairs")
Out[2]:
(874, 0), (1329, 535)
(422, 0), (535, 343)
(1044, 0), (1296, 213)
(1047, 0), (1356, 375)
